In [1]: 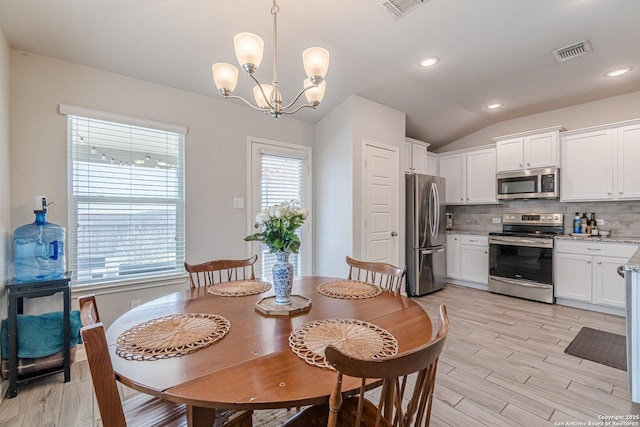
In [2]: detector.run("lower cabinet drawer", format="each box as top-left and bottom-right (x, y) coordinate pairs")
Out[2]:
(460, 235), (488, 247)
(555, 239), (637, 258)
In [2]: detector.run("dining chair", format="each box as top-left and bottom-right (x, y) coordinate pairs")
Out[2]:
(184, 254), (258, 288)
(346, 256), (406, 293)
(78, 294), (101, 326)
(79, 300), (254, 426)
(283, 304), (449, 427)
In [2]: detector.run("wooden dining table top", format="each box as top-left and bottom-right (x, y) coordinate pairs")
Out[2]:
(105, 276), (433, 414)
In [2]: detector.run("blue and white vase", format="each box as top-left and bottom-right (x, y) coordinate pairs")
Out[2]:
(272, 252), (294, 305)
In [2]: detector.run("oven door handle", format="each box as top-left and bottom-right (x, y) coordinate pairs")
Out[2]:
(489, 276), (551, 289)
(488, 237), (553, 248)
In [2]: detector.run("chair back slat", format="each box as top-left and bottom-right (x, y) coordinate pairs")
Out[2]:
(78, 294), (101, 326)
(326, 304), (449, 427)
(184, 255), (258, 288)
(346, 256), (406, 293)
(81, 323), (128, 427)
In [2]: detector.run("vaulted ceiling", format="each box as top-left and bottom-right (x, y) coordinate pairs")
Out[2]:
(1, 0), (639, 149)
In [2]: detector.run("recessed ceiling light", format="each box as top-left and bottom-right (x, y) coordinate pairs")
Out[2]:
(486, 103), (503, 110)
(418, 57), (439, 67)
(605, 67), (633, 77)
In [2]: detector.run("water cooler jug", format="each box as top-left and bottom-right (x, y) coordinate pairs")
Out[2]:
(13, 196), (66, 282)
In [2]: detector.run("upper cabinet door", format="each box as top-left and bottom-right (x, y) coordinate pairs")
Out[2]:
(439, 153), (466, 204)
(411, 143), (428, 174)
(426, 153), (439, 177)
(525, 131), (558, 169)
(404, 138), (430, 174)
(495, 127), (561, 172)
(617, 123), (640, 200)
(466, 148), (497, 204)
(496, 137), (524, 172)
(560, 129), (614, 201)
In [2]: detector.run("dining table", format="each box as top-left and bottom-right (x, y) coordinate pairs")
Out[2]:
(105, 276), (434, 427)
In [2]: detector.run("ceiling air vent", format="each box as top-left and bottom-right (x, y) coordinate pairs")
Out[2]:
(552, 40), (593, 63)
(379, 0), (427, 19)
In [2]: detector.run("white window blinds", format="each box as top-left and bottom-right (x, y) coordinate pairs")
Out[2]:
(66, 111), (185, 286)
(258, 150), (305, 279)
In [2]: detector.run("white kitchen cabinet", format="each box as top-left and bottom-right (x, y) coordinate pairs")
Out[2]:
(594, 256), (628, 308)
(446, 234), (461, 280)
(459, 235), (489, 284)
(404, 138), (429, 174)
(439, 154), (465, 204)
(426, 152), (439, 176)
(466, 148), (496, 204)
(561, 128), (614, 201)
(439, 147), (496, 205)
(494, 127), (562, 172)
(555, 239), (637, 310)
(555, 252), (593, 302)
(617, 123), (640, 199)
(561, 119), (640, 202)
(447, 234), (488, 285)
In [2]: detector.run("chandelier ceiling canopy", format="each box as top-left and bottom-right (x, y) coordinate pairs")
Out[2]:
(212, 0), (330, 118)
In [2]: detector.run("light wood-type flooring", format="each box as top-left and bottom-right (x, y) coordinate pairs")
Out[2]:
(1, 284), (639, 426)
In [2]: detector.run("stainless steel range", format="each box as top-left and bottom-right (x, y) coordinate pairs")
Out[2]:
(488, 213), (564, 303)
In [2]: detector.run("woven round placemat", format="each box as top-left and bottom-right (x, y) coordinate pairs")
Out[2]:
(316, 280), (382, 299)
(289, 319), (398, 370)
(116, 313), (230, 361)
(207, 280), (272, 297)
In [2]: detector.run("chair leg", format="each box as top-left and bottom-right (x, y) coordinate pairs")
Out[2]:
(227, 410), (253, 427)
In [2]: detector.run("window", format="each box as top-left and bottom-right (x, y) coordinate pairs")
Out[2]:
(249, 138), (312, 279)
(62, 105), (186, 287)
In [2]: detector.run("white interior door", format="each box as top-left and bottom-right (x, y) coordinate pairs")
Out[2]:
(363, 141), (399, 266)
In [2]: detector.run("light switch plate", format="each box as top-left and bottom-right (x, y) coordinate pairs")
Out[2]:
(233, 197), (244, 209)
(492, 218), (501, 223)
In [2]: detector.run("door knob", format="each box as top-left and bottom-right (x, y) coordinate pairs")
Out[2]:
(391, 231), (398, 237)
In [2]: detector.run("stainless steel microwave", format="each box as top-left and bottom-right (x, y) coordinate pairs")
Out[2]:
(497, 167), (559, 200)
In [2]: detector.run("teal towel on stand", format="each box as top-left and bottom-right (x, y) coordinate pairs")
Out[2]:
(0, 311), (82, 359)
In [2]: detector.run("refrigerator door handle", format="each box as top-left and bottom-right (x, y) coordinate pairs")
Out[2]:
(429, 183), (437, 239)
(420, 247), (445, 254)
(433, 182), (440, 237)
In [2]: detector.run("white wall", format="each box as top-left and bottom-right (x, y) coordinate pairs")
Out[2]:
(9, 51), (314, 326)
(438, 90), (640, 152)
(0, 27), (10, 333)
(314, 95), (405, 278)
(314, 96), (354, 277)
(351, 96), (405, 262)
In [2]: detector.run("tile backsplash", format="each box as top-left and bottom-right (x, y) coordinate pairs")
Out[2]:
(448, 200), (640, 237)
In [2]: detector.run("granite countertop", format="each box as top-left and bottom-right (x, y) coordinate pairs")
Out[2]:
(627, 251), (640, 272)
(555, 234), (640, 245)
(445, 229), (491, 235)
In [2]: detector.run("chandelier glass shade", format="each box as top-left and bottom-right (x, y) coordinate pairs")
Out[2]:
(212, 0), (330, 118)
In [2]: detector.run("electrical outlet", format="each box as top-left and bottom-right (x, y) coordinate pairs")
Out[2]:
(596, 218), (605, 226)
(492, 217), (501, 224)
(233, 197), (244, 209)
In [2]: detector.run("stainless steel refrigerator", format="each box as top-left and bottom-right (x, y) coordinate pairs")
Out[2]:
(405, 173), (447, 296)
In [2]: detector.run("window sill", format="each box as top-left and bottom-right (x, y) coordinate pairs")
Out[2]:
(70, 274), (188, 297)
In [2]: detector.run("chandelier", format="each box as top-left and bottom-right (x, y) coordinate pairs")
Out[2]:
(212, 0), (330, 118)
